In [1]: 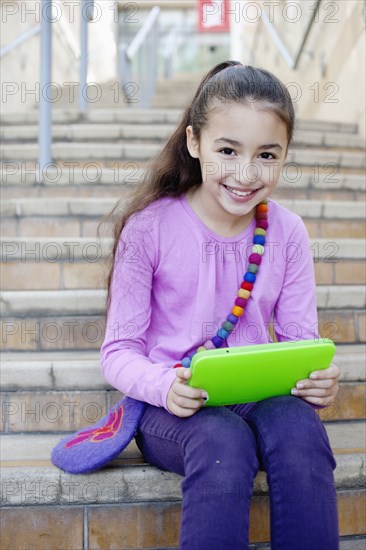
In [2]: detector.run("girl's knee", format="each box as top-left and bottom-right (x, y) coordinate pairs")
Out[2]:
(250, 396), (336, 470)
(251, 395), (321, 432)
(183, 407), (258, 465)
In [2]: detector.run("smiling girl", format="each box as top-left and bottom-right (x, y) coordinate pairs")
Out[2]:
(100, 61), (340, 549)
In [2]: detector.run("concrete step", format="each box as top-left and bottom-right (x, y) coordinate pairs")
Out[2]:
(1, 311), (364, 351)
(1, 236), (365, 290)
(1, 286), (365, 317)
(0, 215), (366, 240)
(1, 162), (364, 194)
(0, 108), (183, 126)
(0, 289), (365, 350)
(1, 237), (365, 262)
(2, 184), (366, 206)
(0, 123), (174, 143)
(1, 507), (364, 550)
(0, 424), (365, 547)
(1, 345), (364, 377)
(1, 344), (364, 386)
(1, 346), (364, 428)
(0, 109), (360, 134)
(249, 540), (366, 550)
(2, 380), (364, 432)
(2, 141), (365, 166)
(1, 421), (365, 469)
(1, 253), (365, 291)
(1, 197), (365, 221)
(1, 124), (365, 149)
(1, 197), (365, 239)
(1, 211), (365, 241)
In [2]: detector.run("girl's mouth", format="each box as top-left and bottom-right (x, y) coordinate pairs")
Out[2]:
(222, 184), (260, 201)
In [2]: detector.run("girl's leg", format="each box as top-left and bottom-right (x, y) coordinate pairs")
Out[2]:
(135, 403), (260, 550)
(232, 395), (339, 550)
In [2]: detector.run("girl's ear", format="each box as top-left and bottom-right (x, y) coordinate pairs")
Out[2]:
(186, 125), (200, 158)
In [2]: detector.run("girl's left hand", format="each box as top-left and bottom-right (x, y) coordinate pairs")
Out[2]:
(291, 362), (340, 407)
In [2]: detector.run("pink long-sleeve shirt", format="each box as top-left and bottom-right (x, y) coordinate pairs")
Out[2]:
(100, 195), (320, 413)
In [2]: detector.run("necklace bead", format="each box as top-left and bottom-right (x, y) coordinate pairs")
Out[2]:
(204, 340), (216, 350)
(222, 321), (234, 331)
(248, 264), (259, 274)
(244, 272), (256, 283)
(257, 220), (268, 230)
(238, 289), (250, 299)
(241, 281), (254, 291)
(235, 297), (248, 308)
(227, 313), (239, 324)
(249, 253), (262, 265)
(253, 235), (265, 246)
(232, 305), (244, 317)
(212, 335), (224, 347)
(252, 244), (264, 255)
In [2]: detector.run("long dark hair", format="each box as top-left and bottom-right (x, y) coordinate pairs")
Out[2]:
(98, 61), (295, 321)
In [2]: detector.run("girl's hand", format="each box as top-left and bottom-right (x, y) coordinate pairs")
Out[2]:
(167, 367), (207, 417)
(291, 362), (340, 407)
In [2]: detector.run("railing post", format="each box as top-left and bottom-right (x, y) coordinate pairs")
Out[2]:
(38, 0), (53, 178)
(119, 42), (132, 108)
(151, 21), (159, 98)
(119, 7), (160, 110)
(79, 0), (90, 114)
(138, 47), (144, 108)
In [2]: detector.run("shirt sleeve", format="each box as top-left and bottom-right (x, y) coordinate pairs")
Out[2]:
(99, 214), (177, 413)
(273, 217), (320, 342)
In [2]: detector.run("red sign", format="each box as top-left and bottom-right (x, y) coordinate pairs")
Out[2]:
(197, 0), (230, 32)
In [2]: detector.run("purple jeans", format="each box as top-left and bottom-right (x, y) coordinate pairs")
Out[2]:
(135, 395), (339, 550)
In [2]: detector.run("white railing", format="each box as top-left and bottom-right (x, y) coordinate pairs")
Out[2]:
(260, 0), (322, 70)
(1, 0), (96, 175)
(162, 25), (184, 79)
(119, 6), (160, 108)
(0, 25), (41, 58)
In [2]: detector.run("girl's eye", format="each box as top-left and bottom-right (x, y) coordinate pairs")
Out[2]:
(219, 148), (235, 156)
(260, 152), (276, 160)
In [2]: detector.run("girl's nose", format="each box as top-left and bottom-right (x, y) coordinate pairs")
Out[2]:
(240, 161), (261, 185)
(222, 160), (260, 186)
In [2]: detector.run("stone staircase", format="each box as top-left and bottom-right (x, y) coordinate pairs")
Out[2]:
(1, 107), (365, 549)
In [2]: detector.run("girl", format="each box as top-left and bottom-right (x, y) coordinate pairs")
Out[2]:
(100, 61), (340, 549)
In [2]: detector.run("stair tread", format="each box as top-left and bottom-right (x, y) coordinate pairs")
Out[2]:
(2, 198), (366, 220)
(2, 125), (365, 150)
(2, 144), (364, 168)
(2, 286), (365, 317)
(0, 424), (365, 506)
(1, 343), (364, 361)
(0, 110), (359, 133)
(1, 421), (365, 459)
(1, 345), (365, 390)
(248, 540), (366, 550)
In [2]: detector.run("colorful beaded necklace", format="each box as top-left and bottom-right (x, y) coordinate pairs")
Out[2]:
(173, 199), (269, 369)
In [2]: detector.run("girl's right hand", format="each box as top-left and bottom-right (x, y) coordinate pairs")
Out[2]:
(167, 367), (207, 417)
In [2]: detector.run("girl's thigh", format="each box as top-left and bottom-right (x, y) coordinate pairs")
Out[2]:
(134, 402), (261, 477)
(134, 404), (188, 476)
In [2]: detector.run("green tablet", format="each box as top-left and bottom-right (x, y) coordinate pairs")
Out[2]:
(186, 339), (335, 406)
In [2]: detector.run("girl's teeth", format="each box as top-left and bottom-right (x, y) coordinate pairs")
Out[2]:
(225, 185), (254, 197)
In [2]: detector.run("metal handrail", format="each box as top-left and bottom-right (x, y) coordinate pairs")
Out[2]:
(119, 6), (160, 108)
(0, 25), (41, 58)
(162, 25), (184, 79)
(54, 13), (80, 61)
(260, 0), (322, 70)
(2, 0), (95, 177)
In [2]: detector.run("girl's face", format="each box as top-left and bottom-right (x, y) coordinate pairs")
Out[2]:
(186, 101), (288, 228)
